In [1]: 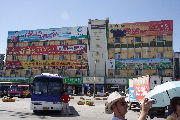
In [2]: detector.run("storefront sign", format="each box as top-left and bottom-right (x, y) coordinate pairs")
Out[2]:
(63, 77), (82, 85)
(0, 77), (33, 83)
(106, 78), (127, 85)
(83, 77), (104, 84)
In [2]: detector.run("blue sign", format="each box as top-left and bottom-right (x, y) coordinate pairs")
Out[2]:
(129, 87), (138, 102)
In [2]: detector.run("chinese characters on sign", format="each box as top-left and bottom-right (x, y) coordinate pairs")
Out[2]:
(7, 44), (87, 55)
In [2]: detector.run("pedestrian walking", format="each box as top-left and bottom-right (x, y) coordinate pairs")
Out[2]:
(61, 91), (73, 116)
(167, 97), (180, 120)
(105, 91), (152, 120)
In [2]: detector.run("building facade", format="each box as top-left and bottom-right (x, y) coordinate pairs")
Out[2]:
(106, 20), (173, 90)
(6, 27), (88, 78)
(4, 19), (174, 94)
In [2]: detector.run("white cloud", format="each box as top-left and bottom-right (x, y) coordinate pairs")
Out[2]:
(61, 11), (70, 21)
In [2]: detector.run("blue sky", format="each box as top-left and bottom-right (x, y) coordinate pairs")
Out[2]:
(0, 0), (180, 54)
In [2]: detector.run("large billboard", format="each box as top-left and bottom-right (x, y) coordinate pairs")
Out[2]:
(115, 58), (172, 69)
(7, 26), (87, 43)
(109, 20), (173, 37)
(7, 44), (87, 55)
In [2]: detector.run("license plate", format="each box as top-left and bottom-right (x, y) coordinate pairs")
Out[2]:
(43, 107), (49, 110)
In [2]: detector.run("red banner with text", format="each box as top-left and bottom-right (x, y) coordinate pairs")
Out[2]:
(6, 60), (88, 69)
(109, 20), (173, 37)
(7, 44), (87, 55)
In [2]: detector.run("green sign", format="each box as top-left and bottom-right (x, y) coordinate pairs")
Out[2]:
(63, 77), (82, 85)
(116, 58), (172, 69)
(0, 77), (33, 83)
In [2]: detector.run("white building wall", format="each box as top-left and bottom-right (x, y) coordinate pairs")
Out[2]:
(88, 18), (108, 77)
(149, 75), (161, 90)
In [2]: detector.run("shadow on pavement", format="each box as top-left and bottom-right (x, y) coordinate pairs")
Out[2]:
(33, 106), (80, 117)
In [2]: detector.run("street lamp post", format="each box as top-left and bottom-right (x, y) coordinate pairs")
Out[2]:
(93, 60), (96, 98)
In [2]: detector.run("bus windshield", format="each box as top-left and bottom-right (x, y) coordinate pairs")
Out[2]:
(33, 77), (63, 95)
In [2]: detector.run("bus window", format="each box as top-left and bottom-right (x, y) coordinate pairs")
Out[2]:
(48, 81), (61, 95)
(34, 81), (47, 94)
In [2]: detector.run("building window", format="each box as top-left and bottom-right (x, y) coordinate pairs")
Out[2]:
(59, 55), (65, 60)
(135, 37), (141, 42)
(42, 55), (48, 60)
(28, 42), (33, 46)
(115, 53), (121, 59)
(12, 56), (17, 60)
(135, 69), (142, 75)
(77, 54), (82, 60)
(157, 52), (164, 58)
(115, 69), (121, 75)
(114, 38), (121, 43)
(27, 55), (32, 61)
(75, 70), (81, 75)
(135, 52), (141, 59)
(11, 70), (16, 74)
(158, 69), (165, 75)
(77, 40), (82, 44)
(43, 41), (49, 46)
(13, 43), (19, 47)
(25, 70), (31, 75)
(157, 35), (164, 41)
(60, 40), (65, 45)
(59, 70), (64, 76)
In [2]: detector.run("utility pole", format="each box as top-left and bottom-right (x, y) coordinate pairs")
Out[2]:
(93, 60), (96, 98)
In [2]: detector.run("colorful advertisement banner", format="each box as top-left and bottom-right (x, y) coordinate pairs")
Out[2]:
(71, 26), (87, 39)
(63, 77), (82, 84)
(7, 44), (87, 55)
(109, 20), (173, 37)
(6, 60), (88, 69)
(7, 27), (87, 43)
(133, 76), (149, 102)
(83, 77), (104, 84)
(115, 58), (172, 69)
